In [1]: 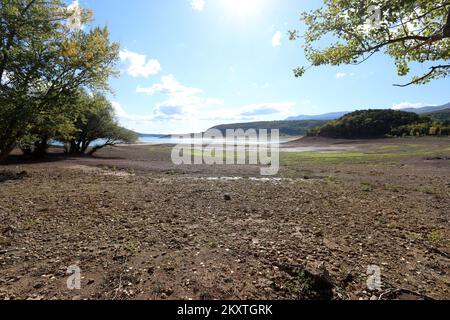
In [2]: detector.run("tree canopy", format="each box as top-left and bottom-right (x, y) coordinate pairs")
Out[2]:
(291, 0), (450, 86)
(65, 92), (138, 155)
(0, 0), (120, 160)
(308, 109), (421, 138)
(308, 109), (450, 138)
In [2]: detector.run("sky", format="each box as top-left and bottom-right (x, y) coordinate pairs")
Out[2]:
(76, 0), (450, 134)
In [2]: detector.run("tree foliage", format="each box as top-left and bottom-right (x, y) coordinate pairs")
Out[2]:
(291, 0), (450, 86)
(308, 109), (422, 138)
(0, 0), (119, 160)
(426, 108), (450, 123)
(64, 92), (138, 155)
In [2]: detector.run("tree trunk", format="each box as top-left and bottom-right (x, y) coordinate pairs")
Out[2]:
(444, 10), (450, 38)
(80, 140), (90, 154)
(69, 140), (78, 154)
(0, 144), (15, 162)
(88, 143), (112, 156)
(32, 136), (49, 158)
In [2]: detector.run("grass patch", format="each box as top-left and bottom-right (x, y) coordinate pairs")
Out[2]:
(428, 230), (447, 246)
(280, 147), (445, 166)
(361, 182), (374, 192)
(283, 267), (334, 300)
(415, 185), (437, 195)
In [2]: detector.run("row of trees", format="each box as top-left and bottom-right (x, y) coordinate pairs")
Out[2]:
(392, 122), (450, 137)
(0, 0), (135, 161)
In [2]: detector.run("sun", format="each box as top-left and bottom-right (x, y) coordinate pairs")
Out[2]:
(219, 0), (264, 18)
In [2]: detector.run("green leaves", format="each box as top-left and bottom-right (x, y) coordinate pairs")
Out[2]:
(293, 66), (306, 78)
(0, 0), (119, 159)
(63, 91), (138, 155)
(291, 0), (450, 86)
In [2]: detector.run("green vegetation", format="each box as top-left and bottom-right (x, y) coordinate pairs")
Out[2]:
(210, 120), (326, 136)
(307, 110), (450, 139)
(428, 229), (448, 246)
(291, 0), (450, 86)
(426, 108), (450, 123)
(0, 0), (123, 160)
(280, 144), (445, 167)
(308, 110), (420, 138)
(63, 92), (138, 155)
(392, 109), (450, 137)
(283, 267), (334, 300)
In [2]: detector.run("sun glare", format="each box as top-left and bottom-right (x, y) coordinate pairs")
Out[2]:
(220, 0), (265, 18)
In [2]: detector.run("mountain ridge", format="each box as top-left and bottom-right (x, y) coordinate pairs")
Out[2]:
(286, 102), (450, 121)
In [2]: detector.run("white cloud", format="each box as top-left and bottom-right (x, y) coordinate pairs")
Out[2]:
(112, 74), (297, 133)
(134, 74), (295, 122)
(119, 49), (161, 78)
(272, 31), (282, 47)
(137, 74), (224, 119)
(391, 102), (428, 110)
(191, 0), (205, 11)
(335, 72), (354, 79)
(194, 101), (295, 122)
(238, 102), (295, 118)
(111, 101), (153, 122)
(137, 74), (203, 97)
(111, 101), (127, 118)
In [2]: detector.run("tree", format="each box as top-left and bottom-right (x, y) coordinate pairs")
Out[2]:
(88, 126), (138, 156)
(0, 0), (119, 160)
(290, 0), (450, 86)
(64, 92), (138, 155)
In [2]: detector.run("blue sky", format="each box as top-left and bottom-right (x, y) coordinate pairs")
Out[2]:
(77, 0), (450, 134)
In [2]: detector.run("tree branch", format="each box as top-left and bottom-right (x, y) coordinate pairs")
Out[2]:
(394, 64), (450, 87)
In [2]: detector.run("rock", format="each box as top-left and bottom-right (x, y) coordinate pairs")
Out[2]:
(341, 272), (354, 287)
(33, 283), (44, 289)
(370, 295), (378, 300)
(0, 236), (11, 247)
(164, 288), (174, 296)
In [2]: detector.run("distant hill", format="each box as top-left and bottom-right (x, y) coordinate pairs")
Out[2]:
(286, 102), (450, 121)
(137, 133), (165, 138)
(209, 120), (327, 136)
(286, 111), (349, 121)
(426, 108), (450, 122)
(308, 110), (421, 138)
(398, 102), (450, 114)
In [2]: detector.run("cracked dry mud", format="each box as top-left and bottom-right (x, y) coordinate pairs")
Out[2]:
(0, 137), (449, 300)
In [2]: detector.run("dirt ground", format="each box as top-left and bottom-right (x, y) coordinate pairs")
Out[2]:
(0, 137), (449, 300)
